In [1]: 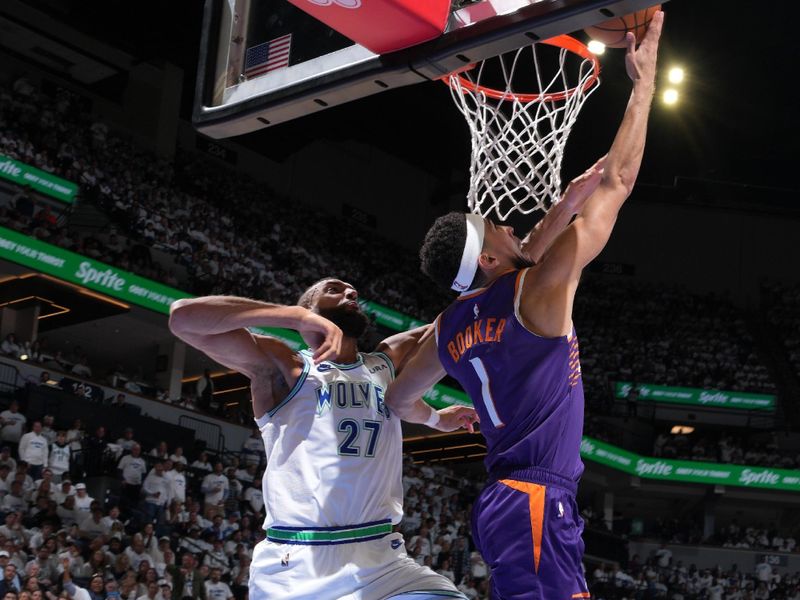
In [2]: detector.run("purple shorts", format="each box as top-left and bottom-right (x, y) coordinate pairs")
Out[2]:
(472, 467), (589, 600)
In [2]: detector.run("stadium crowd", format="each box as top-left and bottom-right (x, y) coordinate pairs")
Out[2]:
(574, 277), (776, 415)
(1, 74), (799, 600)
(0, 78), (780, 421)
(764, 282), (800, 384)
(0, 395), (493, 600)
(590, 556), (800, 600)
(651, 430), (800, 470)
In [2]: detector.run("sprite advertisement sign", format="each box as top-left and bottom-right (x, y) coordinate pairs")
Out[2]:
(616, 381), (775, 411)
(580, 436), (800, 492)
(0, 156), (79, 204)
(0, 226), (469, 405)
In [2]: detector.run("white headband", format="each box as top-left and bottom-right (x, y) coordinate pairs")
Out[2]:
(451, 214), (485, 292)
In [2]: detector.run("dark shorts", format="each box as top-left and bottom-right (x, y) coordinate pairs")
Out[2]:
(472, 467), (589, 600)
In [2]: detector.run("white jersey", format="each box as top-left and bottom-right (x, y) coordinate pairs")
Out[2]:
(256, 349), (402, 530)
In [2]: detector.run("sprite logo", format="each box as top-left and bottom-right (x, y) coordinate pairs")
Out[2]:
(580, 439), (596, 456)
(75, 261), (126, 290)
(699, 391), (729, 405)
(739, 469), (780, 486)
(635, 459), (673, 477)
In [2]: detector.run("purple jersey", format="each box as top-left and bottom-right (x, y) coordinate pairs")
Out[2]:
(436, 268), (584, 481)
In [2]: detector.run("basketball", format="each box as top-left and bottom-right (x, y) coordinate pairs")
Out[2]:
(583, 5), (661, 48)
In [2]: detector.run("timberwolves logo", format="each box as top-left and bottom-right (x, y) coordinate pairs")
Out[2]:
(308, 0), (361, 7)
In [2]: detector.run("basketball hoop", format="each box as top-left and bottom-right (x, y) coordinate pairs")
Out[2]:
(446, 35), (601, 221)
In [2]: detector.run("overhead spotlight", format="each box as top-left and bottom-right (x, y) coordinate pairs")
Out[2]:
(19, 354), (29, 361)
(662, 88), (679, 105)
(668, 67), (685, 84)
(587, 40), (606, 55)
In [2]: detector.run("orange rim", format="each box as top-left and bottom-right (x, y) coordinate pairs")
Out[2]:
(446, 34), (600, 103)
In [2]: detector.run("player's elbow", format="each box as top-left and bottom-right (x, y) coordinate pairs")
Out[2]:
(602, 170), (636, 199)
(168, 299), (198, 335)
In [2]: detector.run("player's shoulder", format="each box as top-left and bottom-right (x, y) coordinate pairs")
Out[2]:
(361, 351), (395, 380)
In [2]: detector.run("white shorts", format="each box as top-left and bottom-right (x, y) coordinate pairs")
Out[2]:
(249, 531), (466, 600)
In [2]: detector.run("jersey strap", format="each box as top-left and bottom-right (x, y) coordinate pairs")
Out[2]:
(266, 518), (393, 545)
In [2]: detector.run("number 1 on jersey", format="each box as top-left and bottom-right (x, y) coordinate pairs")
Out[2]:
(469, 357), (505, 428)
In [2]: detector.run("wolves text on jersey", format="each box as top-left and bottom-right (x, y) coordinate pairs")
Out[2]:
(315, 381), (392, 419)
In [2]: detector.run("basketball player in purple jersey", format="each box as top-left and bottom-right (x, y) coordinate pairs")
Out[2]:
(385, 13), (664, 599)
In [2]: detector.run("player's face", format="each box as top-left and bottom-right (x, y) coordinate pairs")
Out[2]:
(482, 219), (530, 269)
(314, 279), (360, 313)
(313, 279), (369, 339)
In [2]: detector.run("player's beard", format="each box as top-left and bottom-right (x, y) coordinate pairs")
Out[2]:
(318, 305), (370, 339)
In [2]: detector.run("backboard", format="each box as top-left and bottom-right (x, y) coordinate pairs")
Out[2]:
(193, 0), (664, 139)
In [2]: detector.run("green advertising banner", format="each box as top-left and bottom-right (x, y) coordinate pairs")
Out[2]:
(360, 300), (427, 331)
(616, 381), (775, 411)
(0, 156), (79, 204)
(0, 227), (469, 404)
(580, 436), (800, 492)
(0, 227), (183, 312)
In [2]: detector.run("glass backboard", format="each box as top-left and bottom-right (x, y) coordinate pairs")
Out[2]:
(194, 0), (665, 138)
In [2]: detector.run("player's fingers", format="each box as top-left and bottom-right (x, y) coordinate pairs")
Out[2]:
(313, 338), (335, 363)
(625, 31), (636, 54)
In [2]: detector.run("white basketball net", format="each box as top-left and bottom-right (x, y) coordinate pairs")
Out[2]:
(448, 36), (600, 221)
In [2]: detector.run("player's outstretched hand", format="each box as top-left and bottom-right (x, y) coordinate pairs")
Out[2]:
(434, 405), (480, 433)
(298, 310), (343, 364)
(625, 10), (664, 86)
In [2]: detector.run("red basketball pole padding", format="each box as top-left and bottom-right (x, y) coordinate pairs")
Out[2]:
(285, 0), (450, 54)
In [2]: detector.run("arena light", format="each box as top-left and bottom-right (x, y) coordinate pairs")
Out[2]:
(662, 88), (679, 106)
(19, 354), (29, 361)
(587, 40), (606, 55)
(670, 425), (694, 435)
(668, 67), (685, 84)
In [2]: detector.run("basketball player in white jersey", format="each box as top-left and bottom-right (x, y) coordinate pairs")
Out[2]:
(168, 280), (477, 600)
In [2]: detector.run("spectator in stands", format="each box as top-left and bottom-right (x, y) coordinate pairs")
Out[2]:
(165, 461), (186, 506)
(116, 429), (138, 454)
(149, 442), (169, 462)
(1, 334), (22, 359)
(200, 464), (228, 520)
(117, 443), (146, 510)
(169, 447), (187, 467)
(167, 552), (204, 600)
(0, 403), (27, 445)
(190, 453), (212, 473)
(204, 568), (232, 600)
(142, 462), (171, 530)
(238, 431), (262, 468)
(196, 371), (214, 413)
(17, 423), (48, 480)
(0, 563), (21, 597)
(70, 355), (92, 379)
(72, 483), (94, 514)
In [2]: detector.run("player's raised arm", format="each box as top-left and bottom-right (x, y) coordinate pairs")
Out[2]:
(169, 295), (342, 416)
(520, 155), (607, 264)
(525, 12), (663, 306)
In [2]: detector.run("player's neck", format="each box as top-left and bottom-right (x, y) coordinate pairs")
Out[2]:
(337, 338), (359, 364)
(478, 266), (516, 289)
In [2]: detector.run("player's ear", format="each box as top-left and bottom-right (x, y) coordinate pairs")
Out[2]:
(477, 252), (498, 274)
